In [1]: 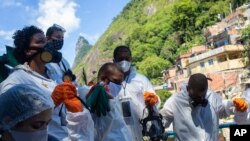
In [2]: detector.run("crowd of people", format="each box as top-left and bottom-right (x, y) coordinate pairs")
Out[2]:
(0, 24), (249, 141)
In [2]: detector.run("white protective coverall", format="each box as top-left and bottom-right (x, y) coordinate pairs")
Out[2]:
(92, 97), (133, 141)
(0, 64), (94, 141)
(109, 67), (160, 141)
(46, 57), (71, 84)
(160, 86), (238, 141)
(233, 88), (250, 124)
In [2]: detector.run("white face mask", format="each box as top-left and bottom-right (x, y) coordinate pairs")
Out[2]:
(10, 128), (48, 141)
(117, 60), (131, 72)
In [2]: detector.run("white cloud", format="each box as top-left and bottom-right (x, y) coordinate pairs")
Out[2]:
(36, 0), (80, 36)
(0, 0), (22, 7)
(0, 29), (14, 41)
(79, 33), (100, 44)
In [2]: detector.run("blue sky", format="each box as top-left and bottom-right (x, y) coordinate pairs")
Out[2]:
(0, 0), (130, 67)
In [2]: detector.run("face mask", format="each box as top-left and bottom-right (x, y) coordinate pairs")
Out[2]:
(51, 39), (64, 50)
(109, 79), (122, 85)
(9, 128), (48, 141)
(189, 95), (208, 107)
(29, 44), (62, 63)
(116, 60), (131, 72)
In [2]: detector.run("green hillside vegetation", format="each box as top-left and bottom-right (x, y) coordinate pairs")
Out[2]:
(73, 0), (250, 85)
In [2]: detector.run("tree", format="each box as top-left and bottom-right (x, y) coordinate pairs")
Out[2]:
(156, 89), (172, 108)
(241, 25), (250, 64)
(138, 55), (170, 79)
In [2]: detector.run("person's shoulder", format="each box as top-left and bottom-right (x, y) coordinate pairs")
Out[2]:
(206, 89), (218, 98)
(0, 70), (25, 94)
(172, 91), (189, 104)
(7, 67), (27, 80)
(133, 72), (150, 81)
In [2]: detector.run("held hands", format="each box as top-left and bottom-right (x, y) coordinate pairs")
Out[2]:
(86, 84), (110, 117)
(144, 91), (158, 107)
(233, 98), (248, 112)
(51, 82), (83, 113)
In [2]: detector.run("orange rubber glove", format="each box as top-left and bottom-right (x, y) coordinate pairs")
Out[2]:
(233, 98), (248, 112)
(51, 82), (77, 107)
(64, 97), (83, 113)
(51, 82), (83, 112)
(144, 91), (158, 107)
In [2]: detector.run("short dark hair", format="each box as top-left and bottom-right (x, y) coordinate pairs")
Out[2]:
(188, 73), (208, 92)
(46, 24), (65, 37)
(113, 45), (131, 60)
(12, 25), (44, 63)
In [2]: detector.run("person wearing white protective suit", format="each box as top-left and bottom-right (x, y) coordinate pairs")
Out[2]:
(0, 84), (54, 141)
(86, 62), (133, 141)
(160, 73), (248, 141)
(45, 24), (76, 84)
(44, 24), (93, 137)
(233, 84), (250, 124)
(109, 45), (161, 141)
(0, 25), (94, 141)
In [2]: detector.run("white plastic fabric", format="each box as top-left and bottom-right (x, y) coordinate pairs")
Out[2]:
(0, 64), (94, 141)
(46, 57), (71, 84)
(160, 86), (237, 141)
(66, 110), (94, 141)
(109, 67), (160, 141)
(77, 85), (91, 102)
(92, 98), (132, 141)
(0, 84), (54, 131)
(233, 88), (250, 124)
(0, 64), (69, 140)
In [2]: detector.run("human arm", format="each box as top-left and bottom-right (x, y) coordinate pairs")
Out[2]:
(208, 90), (249, 122)
(159, 96), (174, 128)
(51, 82), (83, 112)
(141, 74), (161, 107)
(233, 90), (250, 124)
(66, 110), (94, 141)
(207, 90), (234, 118)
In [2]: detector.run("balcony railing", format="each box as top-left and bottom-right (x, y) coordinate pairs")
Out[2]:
(165, 122), (235, 139)
(189, 47), (225, 64)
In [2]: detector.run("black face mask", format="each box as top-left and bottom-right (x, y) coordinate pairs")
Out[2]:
(189, 95), (208, 107)
(51, 39), (64, 50)
(29, 44), (62, 63)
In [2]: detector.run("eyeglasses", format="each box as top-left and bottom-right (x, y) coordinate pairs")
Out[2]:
(52, 24), (66, 32)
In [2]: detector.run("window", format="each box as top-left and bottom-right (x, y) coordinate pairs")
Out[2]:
(217, 55), (227, 62)
(200, 62), (205, 68)
(208, 59), (214, 65)
(229, 53), (240, 60)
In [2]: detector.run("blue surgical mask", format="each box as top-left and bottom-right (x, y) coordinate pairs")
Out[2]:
(9, 128), (48, 141)
(117, 60), (131, 72)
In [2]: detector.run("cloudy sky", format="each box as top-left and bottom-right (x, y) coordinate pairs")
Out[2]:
(0, 0), (129, 67)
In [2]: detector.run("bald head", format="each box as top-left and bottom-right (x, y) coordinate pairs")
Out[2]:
(188, 73), (208, 92)
(186, 73), (208, 104)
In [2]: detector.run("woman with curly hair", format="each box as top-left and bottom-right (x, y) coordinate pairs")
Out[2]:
(0, 25), (94, 141)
